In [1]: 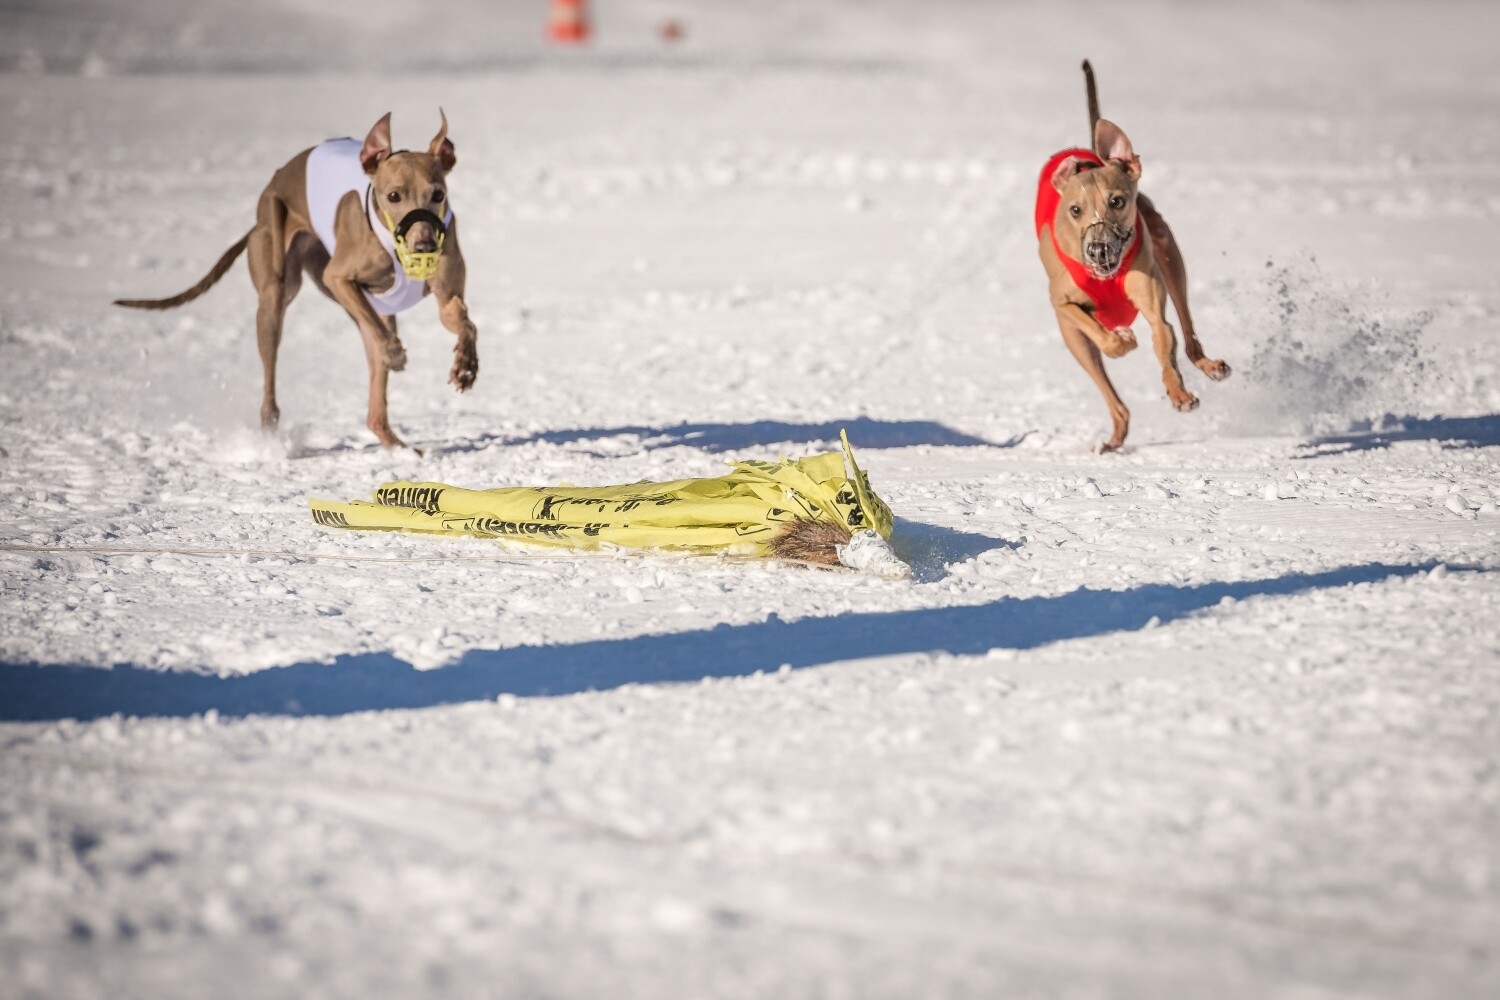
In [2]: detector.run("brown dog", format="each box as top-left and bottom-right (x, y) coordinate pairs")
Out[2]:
(1036, 62), (1229, 452)
(115, 112), (478, 449)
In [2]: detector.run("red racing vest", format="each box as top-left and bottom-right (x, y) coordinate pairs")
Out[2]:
(1035, 148), (1145, 330)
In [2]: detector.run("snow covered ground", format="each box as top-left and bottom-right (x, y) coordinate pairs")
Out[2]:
(3, 1), (1499, 997)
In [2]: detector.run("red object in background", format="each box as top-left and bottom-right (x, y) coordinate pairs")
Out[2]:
(549, 0), (590, 43)
(659, 20), (685, 44)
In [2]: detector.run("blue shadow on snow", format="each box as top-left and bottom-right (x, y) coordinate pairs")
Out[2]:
(891, 517), (1019, 584)
(0, 562), (1441, 723)
(435, 416), (1016, 456)
(1303, 413), (1500, 456)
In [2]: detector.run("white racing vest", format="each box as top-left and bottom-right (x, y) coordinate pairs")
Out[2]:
(305, 138), (454, 317)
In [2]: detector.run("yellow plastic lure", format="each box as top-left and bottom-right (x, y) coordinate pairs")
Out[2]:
(309, 431), (895, 561)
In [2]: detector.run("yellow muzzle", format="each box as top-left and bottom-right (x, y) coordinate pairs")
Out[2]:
(382, 208), (447, 281)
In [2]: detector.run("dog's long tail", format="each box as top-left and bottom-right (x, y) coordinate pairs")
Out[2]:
(113, 230), (252, 310)
(1082, 59), (1101, 151)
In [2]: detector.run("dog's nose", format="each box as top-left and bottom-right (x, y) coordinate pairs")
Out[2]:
(1087, 242), (1110, 262)
(414, 239), (438, 254)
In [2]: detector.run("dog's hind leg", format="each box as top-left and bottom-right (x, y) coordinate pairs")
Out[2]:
(1137, 195), (1230, 382)
(1058, 317), (1130, 452)
(280, 232), (320, 308)
(248, 235), (312, 432)
(300, 236), (333, 302)
(247, 193), (291, 430)
(1123, 266), (1199, 414)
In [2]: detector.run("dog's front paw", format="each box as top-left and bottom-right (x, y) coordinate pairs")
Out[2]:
(450, 342), (478, 392)
(384, 340), (408, 373)
(1169, 389), (1200, 412)
(1197, 358), (1231, 381)
(1102, 328), (1138, 358)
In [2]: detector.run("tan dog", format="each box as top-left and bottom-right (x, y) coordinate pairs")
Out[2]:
(115, 112), (478, 450)
(1036, 62), (1229, 452)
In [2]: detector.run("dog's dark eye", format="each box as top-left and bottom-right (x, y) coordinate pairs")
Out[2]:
(386, 190), (401, 203)
(1108, 196), (1125, 210)
(431, 189), (445, 203)
(1068, 205), (1082, 218)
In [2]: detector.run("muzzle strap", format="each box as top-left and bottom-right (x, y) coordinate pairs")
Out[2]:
(384, 208), (446, 281)
(392, 208), (447, 244)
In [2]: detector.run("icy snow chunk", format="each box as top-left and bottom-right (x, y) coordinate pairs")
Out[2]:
(200, 893), (239, 935)
(837, 530), (911, 579)
(1443, 495), (1470, 515)
(650, 897), (705, 932)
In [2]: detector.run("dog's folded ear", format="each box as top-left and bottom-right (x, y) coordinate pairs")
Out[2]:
(1050, 154), (1091, 192)
(429, 108), (456, 173)
(1094, 118), (1141, 179)
(361, 113), (393, 175)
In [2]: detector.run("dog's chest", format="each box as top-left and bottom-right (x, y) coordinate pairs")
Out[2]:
(304, 139), (434, 316)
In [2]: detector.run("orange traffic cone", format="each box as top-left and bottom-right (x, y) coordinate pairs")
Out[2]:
(548, 0), (590, 44)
